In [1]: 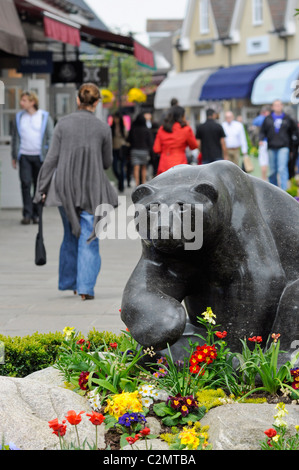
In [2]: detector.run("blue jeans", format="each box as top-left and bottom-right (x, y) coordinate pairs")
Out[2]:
(268, 147), (289, 191)
(58, 207), (101, 296)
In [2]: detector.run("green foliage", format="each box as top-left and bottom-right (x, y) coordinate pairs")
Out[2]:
(54, 328), (144, 398)
(86, 50), (152, 94)
(0, 329), (126, 379)
(0, 331), (64, 377)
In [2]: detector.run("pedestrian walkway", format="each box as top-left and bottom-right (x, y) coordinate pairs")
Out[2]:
(0, 189), (141, 338)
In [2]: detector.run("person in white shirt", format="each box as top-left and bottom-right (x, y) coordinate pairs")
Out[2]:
(11, 91), (53, 224)
(222, 111), (248, 166)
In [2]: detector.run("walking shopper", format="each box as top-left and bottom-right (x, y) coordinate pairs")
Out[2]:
(153, 105), (198, 175)
(11, 91), (54, 225)
(110, 111), (128, 192)
(127, 113), (153, 186)
(196, 108), (227, 163)
(259, 100), (298, 191)
(34, 83), (118, 300)
(222, 111), (248, 166)
(251, 106), (271, 181)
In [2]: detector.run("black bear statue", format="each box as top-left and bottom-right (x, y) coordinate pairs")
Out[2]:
(121, 161), (299, 363)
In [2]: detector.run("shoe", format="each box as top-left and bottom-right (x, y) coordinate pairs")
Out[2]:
(80, 294), (94, 300)
(32, 217), (39, 224)
(21, 218), (30, 225)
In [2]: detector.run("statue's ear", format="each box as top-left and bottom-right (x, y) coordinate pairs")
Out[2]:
(191, 182), (218, 203)
(132, 184), (155, 204)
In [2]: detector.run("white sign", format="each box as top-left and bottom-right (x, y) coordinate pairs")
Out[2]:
(247, 35), (269, 55)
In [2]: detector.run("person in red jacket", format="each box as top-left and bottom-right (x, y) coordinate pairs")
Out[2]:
(153, 106), (198, 175)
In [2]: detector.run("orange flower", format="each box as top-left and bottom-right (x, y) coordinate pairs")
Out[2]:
(65, 410), (85, 425)
(86, 411), (105, 426)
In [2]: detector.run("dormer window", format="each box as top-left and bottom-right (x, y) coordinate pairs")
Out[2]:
(200, 0), (210, 34)
(252, 0), (263, 25)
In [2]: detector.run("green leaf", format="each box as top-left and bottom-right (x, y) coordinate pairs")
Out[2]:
(162, 412), (181, 427)
(153, 402), (173, 417)
(91, 378), (118, 394)
(120, 433), (131, 449)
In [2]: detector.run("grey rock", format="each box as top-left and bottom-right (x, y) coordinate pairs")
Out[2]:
(200, 403), (299, 450)
(0, 376), (104, 450)
(26, 366), (65, 387)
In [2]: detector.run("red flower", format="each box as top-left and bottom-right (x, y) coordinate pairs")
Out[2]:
(76, 339), (91, 351)
(48, 418), (67, 437)
(109, 342), (118, 349)
(86, 411), (105, 426)
(264, 428), (277, 438)
(139, 427), (151, 436)
(126, 435), (139, 445)
(189, 364), (200, 374)
(215, 331), (227, 339)
(248, 336), (262, 343)
(78, 371), (89, 390)
(65, 410), (85, 425)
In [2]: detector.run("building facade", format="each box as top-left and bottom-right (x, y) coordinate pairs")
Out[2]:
(154, 0), (299, 128)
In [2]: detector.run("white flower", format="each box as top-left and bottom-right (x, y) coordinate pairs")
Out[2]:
(87, 389), (101, 411)
(142, 397), (154, 407)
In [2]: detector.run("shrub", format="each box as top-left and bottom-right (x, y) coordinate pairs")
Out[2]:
(0, 329), (125, 378)
(0, 331), (64, 377)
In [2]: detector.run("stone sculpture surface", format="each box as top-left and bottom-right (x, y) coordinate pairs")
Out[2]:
(121, 161), (299, 362)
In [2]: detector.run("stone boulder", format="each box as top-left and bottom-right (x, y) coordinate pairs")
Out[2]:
(200, 403), (299, 450)
(0, 374), (104, 450)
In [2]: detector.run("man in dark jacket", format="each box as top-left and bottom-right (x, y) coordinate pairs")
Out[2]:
(196, 109), (227, 163)
(259, 100), (298, 190)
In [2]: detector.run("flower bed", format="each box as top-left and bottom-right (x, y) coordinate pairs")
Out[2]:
(44, 309), (299, 451)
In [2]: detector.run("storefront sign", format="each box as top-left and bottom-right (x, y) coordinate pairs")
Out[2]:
(194, 40), (214, 55)
(18, 51), (53, 74)
(51, 61), (83, 83)
(83, 66), (109, 87)
(247, 36), (269, 55)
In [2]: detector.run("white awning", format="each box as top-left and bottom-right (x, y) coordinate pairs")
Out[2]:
(251, 60), (299, 104)
(154, 68), (216, 109)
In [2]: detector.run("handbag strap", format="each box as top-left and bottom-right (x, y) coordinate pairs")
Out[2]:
(38, 202), (44, 238)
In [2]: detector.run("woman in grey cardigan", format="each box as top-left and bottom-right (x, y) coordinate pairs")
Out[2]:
(34, 83), (118, 300)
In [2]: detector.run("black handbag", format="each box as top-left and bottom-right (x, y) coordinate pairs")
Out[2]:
(35, 202), (46, 266)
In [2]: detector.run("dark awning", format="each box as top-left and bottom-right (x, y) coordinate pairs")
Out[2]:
(0, 0), (28, 56)
(200, 62), (274, 100)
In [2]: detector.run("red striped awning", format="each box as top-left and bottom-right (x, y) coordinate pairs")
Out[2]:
(134, 40), (155, 70)
(43, 15), (80, 47)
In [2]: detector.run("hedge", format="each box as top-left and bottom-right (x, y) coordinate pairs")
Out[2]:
(0, 329), (123, 378)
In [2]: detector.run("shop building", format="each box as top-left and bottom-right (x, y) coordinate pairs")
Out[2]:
(154, 0), (299, 129)
(0, 0), (154, 208)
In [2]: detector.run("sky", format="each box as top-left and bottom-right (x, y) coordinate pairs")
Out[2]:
(85, 0), (188, 45)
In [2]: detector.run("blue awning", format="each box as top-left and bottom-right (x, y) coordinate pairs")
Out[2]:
(251, 60), (299, 104)
(200, 62), (274, 100)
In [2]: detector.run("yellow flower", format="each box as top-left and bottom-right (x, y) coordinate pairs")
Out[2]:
(202, 307), (216, 325)
(178, 426), (200, 450)
(295, 425), (299, 432)
(127, 87), (147, 103)
(272, 434), (280, 442)
(100, 89), (114, 104)
(104, 391), (143, 419)
(63, 326), (75, 339)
